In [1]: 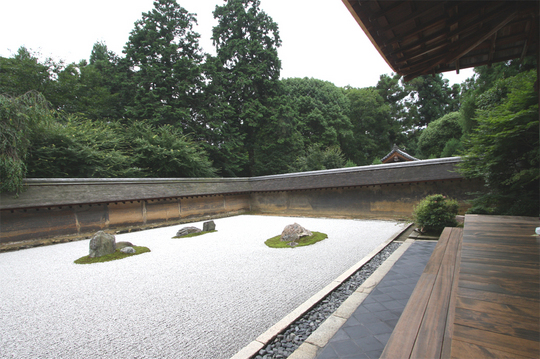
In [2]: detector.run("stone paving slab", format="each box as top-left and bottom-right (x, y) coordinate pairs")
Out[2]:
(312, 241), (437, 359)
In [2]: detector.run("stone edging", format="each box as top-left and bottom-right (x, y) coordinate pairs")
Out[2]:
(287, 237), (416, 359)
(230, 223), (414, 359)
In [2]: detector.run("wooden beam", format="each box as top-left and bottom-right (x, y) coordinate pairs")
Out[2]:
(442, 8), (520, 67)
(520, 20), (532, 61)
(368, 0), (409, 23)
(387, 2), (512, 58)
(375, 1), (443, 35)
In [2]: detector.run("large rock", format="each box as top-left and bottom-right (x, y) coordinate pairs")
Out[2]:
(280, 223), (312, 242)
(175, 226), (201, 237)
(89, 231), (116, 258)
(203, 221), (216, 232)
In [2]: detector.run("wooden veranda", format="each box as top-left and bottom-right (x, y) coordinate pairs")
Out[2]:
(381, 215), (540, 358)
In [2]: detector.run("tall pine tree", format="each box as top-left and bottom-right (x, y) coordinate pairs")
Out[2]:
(207, 0), (281, 176)
(123, 0), (203, 128)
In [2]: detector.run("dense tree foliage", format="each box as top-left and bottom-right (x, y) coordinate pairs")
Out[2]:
(0, 47), (55, 97)
(26, 116), (216, 179)
(0, 92), (54, 193)
(458, 70), (538, 216)
(345, 86), (392, 165)
(288, 144), (347, 173)
(417, 112), (463, 159)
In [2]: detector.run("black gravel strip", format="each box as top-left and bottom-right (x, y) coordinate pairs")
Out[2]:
(254, 242), (402, 359)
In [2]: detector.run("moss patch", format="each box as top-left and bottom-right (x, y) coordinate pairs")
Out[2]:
(173, 230), (217, 239)
(265, 232), (328, 248)
(74, 246), (150, 264)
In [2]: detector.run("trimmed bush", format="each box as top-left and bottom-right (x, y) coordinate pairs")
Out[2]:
(413, 194), (459, 234)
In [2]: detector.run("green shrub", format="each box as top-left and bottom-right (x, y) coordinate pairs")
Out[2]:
(413, 194), (459, 234)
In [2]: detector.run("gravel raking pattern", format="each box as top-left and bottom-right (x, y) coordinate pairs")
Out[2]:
(254, 243), (401, 359)
(0, 215), (405, 359)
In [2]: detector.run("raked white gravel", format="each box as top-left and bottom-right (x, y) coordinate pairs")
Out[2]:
(0, 215), (405, 359)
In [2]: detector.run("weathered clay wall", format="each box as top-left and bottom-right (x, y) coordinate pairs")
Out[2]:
(250, 178), (480, 219)
(0, 158), (481, 245)
(1, 196), (251, 244)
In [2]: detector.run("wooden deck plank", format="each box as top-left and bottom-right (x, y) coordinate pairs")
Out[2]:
(459, 261), (540, 277)
(462, 242), (538, 255)
(455, 296), (539, 318)
(458, 277), (540, 299)
(457, 286), (539, 308)
(452, 324), (540, 358)
(440, 229), (463, 359)
(450, 215), (540, 358)
(459, 254), (539, 267)
(450, 339), (533, 359)
(459, 248), (539, 263)
(454, 307), (540, 341)
(458, 272), (539, 288)
(380, 227), (453, 359)
(410, 228), (462, 359)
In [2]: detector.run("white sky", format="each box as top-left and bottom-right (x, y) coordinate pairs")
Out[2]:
(1, 0), (474, 89)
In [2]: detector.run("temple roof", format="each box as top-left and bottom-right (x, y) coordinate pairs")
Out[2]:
(343, 1), (539, 81)
(381, 144), (420, 163)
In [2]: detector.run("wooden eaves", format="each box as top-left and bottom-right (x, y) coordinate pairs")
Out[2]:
(343, 0), (539, 81)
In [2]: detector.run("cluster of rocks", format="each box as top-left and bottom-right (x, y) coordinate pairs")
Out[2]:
(89, 231), (137, 258)
(255, 242), (402, 359)
(280, 223), (312, 247)
(176, 221), (216, 237)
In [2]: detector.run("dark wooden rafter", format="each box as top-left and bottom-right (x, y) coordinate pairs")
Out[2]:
(388, 2), (516, 65)
(343, 0), (539, 80)
(520, 19), (533, 61)
(488, 32), (498, 66)
(440, 8), (521, 69)
(395, 2), (517, 62)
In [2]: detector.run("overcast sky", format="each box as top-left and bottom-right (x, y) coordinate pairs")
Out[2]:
(1, 0), (474, 89)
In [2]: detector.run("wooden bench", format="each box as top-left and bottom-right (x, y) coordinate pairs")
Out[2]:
(380, 227), (463, 359)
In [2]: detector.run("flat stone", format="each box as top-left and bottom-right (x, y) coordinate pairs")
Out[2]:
(176, 226), (201, 237)
(120, 247), (136, 254)
(116, 241), (134, 250)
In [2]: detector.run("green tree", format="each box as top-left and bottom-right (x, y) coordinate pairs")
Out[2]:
(375, 73), (416, 152)
(407, 74), (459, 128)
(72, 42), (127, 120)
(0, 47), (54, 97)
(459, 57), (536, 134)
(417, 112), (463, 158)
(289, 144), (346, 173)
(125, 121), (217, 178)
(345, 86), (392, 165)
(459, 70), (539, 216)
(250, 90), (304, 175)
(0, 92), (54, 193)
(27, 118), (138, 178)
(208, 0), (282, 176)
(280, 78), (353, 157)
(123, 0), (204, 127)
